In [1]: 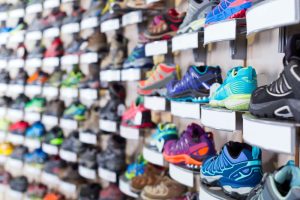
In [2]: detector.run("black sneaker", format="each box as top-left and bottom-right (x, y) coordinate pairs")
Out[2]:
(10, 94), (30, 110)
(79, 148), (98, 169)
(10, 146), (28, 161)
(10, 176), (28, 193)
(250, 34), (300, 122)
(79, 183), (101, 200)
(0, 69), (10, 83)
(61, 131), (86, 154)
(27, 41), (46, 59)
(43, 156), (67, 176)
(0, 96), (12, 107)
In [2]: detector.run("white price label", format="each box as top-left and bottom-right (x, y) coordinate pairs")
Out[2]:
(9, 9), (25, 18)
(42, 143), (59, 155)
(44, 0), (60, 9)
(0, 131), (6, 142)
(43, 57), (60, 67)
(0, 83), (7, 92)
(8, 189), (23, 199)
(99, 119), (117, 133)
(98, 167), (117, 182)
(25, 85), (42, 96)
(80, 52), (98, 64)
(79, 132), (97, 145)
(60, 118), (78, 130)
(24, 112), (41, 122)
(23, 164), (41, 176)
(0, 12), (7, 21)
(61, 55), (79, 65)
(41, 172), (59, 185)
(59, 149), (77, 162)
(60, 181), (77, 195)
(42, 115), (59, 126)
(79, 165), (96, 180)
(0, 59), (7, 68)
(61, 23), (80, 34)
(101, 19), (120, 32)
(42, 86), (59, 97)
(145, 41), (168, 56)
(7, 158), (23, 169)
(7, 109), (23, 120)
(25, 58), (42, 68)
(121, 68), (142, 81)
(24, 138), (41, 149)
(7, 133), (24, 145)
(80, 89), (98, 100)
(60, 88), (78, 99)
(172, 32), (199, 51)
(122, 11), (142, 26)
(81, 17), (99, 29)
(120, 126), (140, 140)
(26, 3), (43, 14)
(9, 32), (25, 44)
(8, 59), (24, 68)
(43, 27), (60, 38)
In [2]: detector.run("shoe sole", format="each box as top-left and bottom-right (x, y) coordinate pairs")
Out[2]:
(167, 90), (209, 103)
(144, 31), (177, 40)
(250, 98), (300, 122)
(209, 94), (251, 111)
(140, 73), (176, 91)
(163, 152), (204, 166)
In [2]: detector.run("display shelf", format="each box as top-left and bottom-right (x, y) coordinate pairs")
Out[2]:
(247, 0), (300, 35)
(79, 131), (98, 145)
(101, 19), (120, 32)
(7, 133), (25, 145)
(169, 163), (200, 187)
(143, 146), (166, 167)
(201, 106), (243, 131)
(0, 155), (7, 164)
(80, 52), (98, 64)
(24, 111), (41, 122)
(200, 184), (236, 200)
(44, 0), (60, 9)
(120, 126), (144, 140)
(60, 87), (78, 99)
(0, 107), (5, 117)
(0, 12), (7, 21)
(60, 118), (79, 130)
(144, 96), (169, 111)
(119, 175), (139, 198)
(0, 131), (6, 142)
(23, 164), (42, 180)
(0, 83), (8, 93)
(42, 143), (59, 155)
(59, 180), (77, 199)
(25, 58), (42, 68)
(99, 119), (118, 133)
(81, 17), (99, 30)
(24, 138), (41, 150)
(41, 171), (60, 187)
(6, 109), (23, 121)
(42, 115), (59, 127)
(204, 19), (244, 44)
(7, 84), (25, 96)
(26, 3), (43, 14)
(80, 88), (98, 101)
(0, 59), (7, 68)
(59, 149), (77, 162)
(98, 167), (117, 183)
(42, 86), (59, 98)
(171, 101), (201, 119)
(8, 31), (25, 44)
(9, 8), (25, 18)
(61, 23), (80, 34)
(121, 68), (144, 81)
(5, 157), (23, 172)
(122, 11), (143, 26)
(100, 70), (121, 82)
(8, 59), (24, 68)
(243, 114), (298, 154)
(43, 57), (60, 68)
(0, 33), (8, 44)
(172, 32), (199, 51)
(145, 40), (168, 56)
(25, 85), (42, 97)
(7, 189), (24, 200)
(61, 54), (79, 65)
(43, 27), (60, 38)
(25, 31), (43, 41)
(78, 165), (97, 180)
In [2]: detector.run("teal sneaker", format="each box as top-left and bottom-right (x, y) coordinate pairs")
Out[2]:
(149, 123), (178, 151)
(209, 66), (257, 111)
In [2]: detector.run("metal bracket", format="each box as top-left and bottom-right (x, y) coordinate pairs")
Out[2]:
(230, 33), (247, 60)
(165, 40), (174, 64)
(193, 33), (207, 64)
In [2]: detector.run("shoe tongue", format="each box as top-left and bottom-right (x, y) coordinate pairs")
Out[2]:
(274, 160), (300, 187)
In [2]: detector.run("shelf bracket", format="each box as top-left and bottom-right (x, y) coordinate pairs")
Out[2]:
(193, 33), (207, 64)
(230, 33), (247, 60)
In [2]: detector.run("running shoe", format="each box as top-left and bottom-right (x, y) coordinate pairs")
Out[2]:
(250, 34), (300, 122)
(26, 183), (47, 199)
(43, 126), (64, 146)
(62, 2), (85, 25)
(10, 146), (28, 161)
(99, 183), (124, 200)
(163, 123), (216, 169)
(44, 99), (65, 117)
(25, 97), (46, 113)
(25, 121), (45, 139)
(79, 148), (98, 169)
(0, 96), (12, 108)
(43, 157), (67, 175)
(201, 141), (263, 199)
(210, 66), (257, 111)
(61, 66), (84, 88)
(27, 41), (46, 59)
(9, 121), (29, 135)
(79, 183), (101, 200)
(0, 118), (11, 133)
(79, 63), (100, 89)
(9, 176), (28, 193)
(123, 44), (153, 69)
(149, 123), (178, 151)
(44, 37), (64, 58)
(40, 8), (67, 30)
(61, 131), (86, 154)
(45, 68), (65, 87)
(138, 63), (180, 95)
(10, 94), (30, 110)
(247, 160), (300, 200)
(205, 0), (253, 25)
(63, 101), (86, 121)
(0, 167), (11, 185)
(125, 154), (147, 180)
(27, 69), (49, 85)
(0, 142), (13, 156)
(24, 148), (48, 165)
(166, 66), (222, 103)
(43, 192), (64, 200)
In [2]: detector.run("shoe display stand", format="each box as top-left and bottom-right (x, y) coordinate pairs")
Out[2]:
(171, 101), (201, 119)
(119, 175), (139, 198)
(100, 69), (122, 82)
(142, 145), (167, 167)
(61, 54), (79, 66)
(99, 119), (119, 133)
(59, 180), (78, 199)
(5, 157), (23, 176)
(78, 165), (98, 181)
(172, 32), (202, 52)
(169, 163), (200, 188)
(199, 184), (235, 200)
(98, 167), (118, 183)
(59, 148), (78, 163)
(144, 96), (170, 111)
(120, 125), (151, 140)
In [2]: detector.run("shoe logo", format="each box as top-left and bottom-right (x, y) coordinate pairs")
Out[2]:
(274, 106), (293, 118)
(290, 64), (300, 82)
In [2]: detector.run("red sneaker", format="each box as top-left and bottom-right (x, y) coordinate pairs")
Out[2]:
(9, 121), (30, 135)
(44, 37), (64, 58)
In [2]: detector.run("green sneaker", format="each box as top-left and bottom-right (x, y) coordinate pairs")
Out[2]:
(25, 97), (46, 113)
(61, 66), (84, 88)
(63, 102), (86, 121)
(46, 69), (65, 87)
(209, 66), (257, 111)
(125, 154), (147, 180)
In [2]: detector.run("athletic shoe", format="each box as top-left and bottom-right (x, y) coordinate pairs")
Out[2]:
(27, 41), (46, 59)
(25, 121), (45, 139)
(125, 154), (147, 180)
(27, 69), (49, 85)
(0, 118), (11, 133)
(250, 34), (300, 122)
(0, 69), (10, 84)
(86, 31), (107, 53)
(83, 0), (105, 18)
(10, 19), (27, 35)
(62, 3), (85, 24)
(123, 44), (153, 69)
(247, 160), (300, 200)
(0, 46), (13, 59)
(79, 183), (101, 200)
(121, 96), (154, 129)
(166, 66), (222, 103)
(26, 183), (47, 199)
(79, 148), (98, 169)
(10, 146), (28, 161)
(205, 0), (253, 25)
(43, 157), (67, 175)
(43, 192), (64, 200)
(9, 121), (29, 135)
(149, 123), (178, 151)
(10, 68), (28, 85)
(201, 141), (263, 198)
(210, 66), (257, 111)
(10, 94), (30, 110)
(81, 103), (100, 133)
(0, 96), (12, 107)
(9, 176), (28, 193)
(44, 37), (64, 58)
(138, 63), (180, 96)
(59, 163), (83, 183)
(44, 99), (65, 117)
(99, 184), (124, 200)
(61, 66), (84, 88)
(61, 131), (86, 154)
(0, 142), (13, 156)
(25, 97), (46, 113)
(40, 8), (67, 30)
(79, 63), (100, 89)
(163, 123), (216, 169)
(43, 126), (64, 146)
(24, 148), (48, 165)
(64, 36), (84, 55)
(63, 101), (86, 121)
(0, 167), (11, 185)
(45, 68), (65, 87)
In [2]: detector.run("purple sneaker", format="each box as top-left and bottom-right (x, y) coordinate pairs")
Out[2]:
(166, 66), (222, 103)
(163, 123), (216, 169)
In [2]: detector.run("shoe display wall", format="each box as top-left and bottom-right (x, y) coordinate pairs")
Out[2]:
(0, 0), (298, 200)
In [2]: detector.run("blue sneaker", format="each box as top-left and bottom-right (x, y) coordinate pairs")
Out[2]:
(25, 121), (46, 139)
(205, 0), (253, 25)
(201, 142), (263, 198)
(24, 148), (48, 166)
(123, 44), (153, 69)
(149, 123), (178, 151)
(125, 154), (147, 180)
(209, 66), (257, 111)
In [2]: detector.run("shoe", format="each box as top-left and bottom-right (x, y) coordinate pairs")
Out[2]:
(9, 121), (30, 135)
(59, 163), (83, 183)
(10, 68), (28, 85)
(27, 15), (44, 32)
(62, 2), (85, 24)
(166, 66), (222, 103)
(25, 121), (46, 139)
(25, 97), (46, 113)
(100, 0), (122, 22)
(83, 0), (105, 18)
(138, 63), (180, 96)
(121, 96), (154, 128)
(250, 34), (300, 122)
(149, 123), (178, 151)
(43, 157), (67, 175)
(9, 43), (27, 60)
(0, 96), (12, 107)
(0, 69), (10, 83)
(40, 8), (67, 30)
(10, 146), (28, 161)
(61, 65), (84, 88)
(205, 0), (252, 25)
(27, 69), (49, 85)
(125, 154), (147, 180)
(123, 44), (153, 69)
(24, 148), (48, 165)
(27, 41), (46, 59)
(44, 37), (64, 58)
(0, 167), (11, 185)
(144, 9), (185, 40)
(45, 68), (65, 87)
(43, 126), (64, 146)
(0, 142), (13, 156)
(99, 184), (124, 200)
(63, 101), (86, 121)
(79, 63), (100, 89)
(81, 104), (100, 133)
(44, 99), (65, 117)
(201, 141), (263, 198)
(247, 160), (300, 200)
(9, 176), (28, 193)
(126, 0), (164, 10)
(10, 94), (30, 110)
(0, 118), (11, 133)
(43, 192), (64, 200)
(10, 18), (27, 35)
(26, 183), (47, 199)
(61, 131), (86, 154)
(210, 66), (257, 111)
(141, 176), (187, 199)
(86, 31), (107, 53)
(0, 46), (13, 59)
(79, 148), (98, 169)
(100, 34), (127, 70)
(79, 183), (101, 200)
(172, 192), (199, 200)
(163, 123), (216, 169)
(65, 35), (84, 55)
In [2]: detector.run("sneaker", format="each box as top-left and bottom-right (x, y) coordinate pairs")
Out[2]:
(62, 3), (85, 24)
(43, 157), (67, 175)
(24, 148), (48, 165)
(9, 176), (28, 193)
(61, 131), (86, 154)
(86, 31), (107, 53)
(163, 123), (216, 169)
(210, 66), (257, 111)
(26, 183), (47, 199)
(65, 35), (84, 55)
(125, 154), (147, 180)
(0, 96), (12, 107)
(149, 123), (178, 151)
(99, 184), (124, 200)
(59, 163), (83, 183)
(10, 18), (27, 35)
(40, 8), (67, 30)
(81, 104), (100, 133)
(27, 41), (46, 59)
(0, 142), (13, 156)
(25, 97), (46, 113)
(0, 46), (13, 59)
(123, 44), (153, 69)
(10, 94), (30, 110)
(10, 68), (28, 85)
(10, 146), (28, 161)
(83, 0), (105, 18)
(205, 0), (253, 25)
(9, 121), (30, 135)
(43, 192), (64, 200)
(0, 69), (10, 84)
(247, 160), (300, 200)
(45, 68), (65, 87)
(43, 126), (64, 146)
(201, 141), (263, 198)
(79, 183), (101, 200)
(44, 37), (64, 58)
(166, 66), (222, 103)
(79, 63), (100, 89)
(27, 69), (49, 85)
(61, 65), (84, 88)
(25, 121), (46, 139)
(0, 167), (11, 185)
(0, 118), (11, 133)
(126, 0), (164, 10)
(138, 63), (180, 96)
(44, 99), (65, 117)
(63, 101), (86, 121)
(250, 34), (300, 122)
(79, 148), (98, 169)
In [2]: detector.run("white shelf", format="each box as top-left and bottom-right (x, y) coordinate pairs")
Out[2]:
(24, 111), (41, 122)
(78, 165), (97, 180)
(80, 89), (98, 100)
(26, 3), (43, 14)
(8, 32), (25, 44)
(120, 125), (141, 140)
(0, 84), (8, 93)
(60, 118), (78, 130)
(201, 106), (242, 131)
(44, 0), (60, 9)
(0, 12), (7, 21)
(171, 101), (201, 119)
(24, 138), (41, 150)
(119, 176), (139, 198)
(61, 54), (79, 65)
(23, 164), (42, 179)
(42, 86), (59, 98)
(59, 181), (77, 199)
(26, 31), (43, 41)
(247, 0), (300, 35)
(172, 32), (199, 51)
(81, 17), (99, 30)
(7, 109), (23, 121)
(25, 85), (42, 97)
(101, 19), (120, 32)
(42, 115), (59, 127)
(59, 149), (77, 162)
(79, 131), (97, 145)
(98, 167), (117, 183)
(144, 96), (168, 111)
(42, 143), (59, 155)
(9, 8), (25, 18)
(243, 114), (298, 154)
(145, 40), (168, 56)
(121, 68), (143, 81)
(7, 133), (24, 145)
(169, 163), (199, 187)
(0, 33), (8, 44)
(80, 52), (98, 64)
(0, 60), (7, 68)
(43, 27), (60, 38)
(61, 23), (80, 34)
(199, 184), (235, 200)
(8, 59), (24, 68)
(60, 88), (78, 99)
(43, 57), (60, 68)
(99, 119), (118, 133)
(25, 58), (42, 68)
(100, 70), (121, 82)
(143, 146), (166, 167)
(41, 171), (60, 187)
(122, 11), (143, 26)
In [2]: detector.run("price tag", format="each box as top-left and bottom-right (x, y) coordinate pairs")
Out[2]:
(25, 58), (42, 68)
(101, 19), (120, 32)
(8, 59), (24, 68)
(7, 85), (24, 95)
(42, 86), (59, 97)
(7, 157), (23, 169)
(60, 88), (78, 99)
(81, 17), (99, 29)
(61, 55), (79, 65)
(0, 33), (8, 44)
(60, 118), (78, 130)
(60, 181), (77, 196)
(122, 11), (142, 26)
(119, 177), (139, 198)
(79, 132), (97, 145)
(172, 32), (199, 51)
(100, 70), (121, 82)
(24, 138), (41, 149)
(59, 149), (77, 162)
(0, 131), (6, 142)
(7, 133), (24, 145)
(121, 68), (142, 81)
(120, 126), (140, 140)
(26, 3), (43, 14)
(42, 143), (59, 155)
(7, 109), (23, 120)
(145, 41), (168, 56)
(41, 172), (59, 185)
(79, 165), (96, 180)
(80, 52), (98, 64)
(80, 89), (98, 100)
(0, 59), (7, 68)
(43, 27), (60, 38)
(44, 0), (60, 9)
(23, 164), (41, 177)
(0, 83), (8, 92)
(61, 23), (80, 34)
(9, 9), (25, 18)
(43, 57), (60, 67)
(99, 119), (117, 133)
(9, 32), (25, 44)
(24, 112), (41, 122)
(8, 189), (23, 199)
(0, 12), (7, 21)
(144, 96), (167, 111)
(98, 167), (117, 182)
(42, 115), (59, 126)
(25, 85), (42, 96)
